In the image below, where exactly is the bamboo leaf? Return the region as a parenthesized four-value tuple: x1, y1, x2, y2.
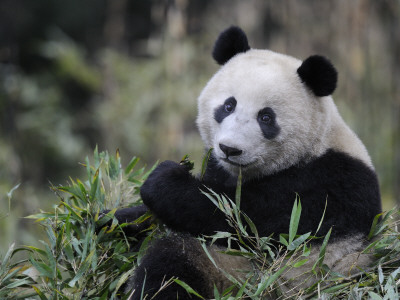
(90, 168, 100, 201)
(234, 278, 248, 298)
(56, 222, 65, 252)
(140, 162, 158, 181)
(312, 227, 331, 272)
(25, 212, 68, 220)
(293, 258, 309, 268)
(61, 202, 83, 222)
(68, 249, 95, 287)
(45, 226, 56, 249)
(235, 168, 242, 212)
(378, 264, 384, 284)
(84, 156, 92, 182)
(368, 212, 384, 239)
(242, 213, 259, 239)
(2, 265, 22, 283)
(368, 292, 383, 300)
(24, 245, 47, 257)
(289, 196, 301, 246)
(7, 183, 21, 200)
(137, 234, 153, 265)
(108, 150, 121, 179)
(213, 284, 220, 300)
(315, 197, 328, 235)
(29, 258, 53, 278)
(111, 268, 136, 298)
(43, 244, 56, 278)
(32, 286, 48, 300)
(95, 208, 116, 228)
(3, 278, 33, 289)
(201, 189, 221, 211)
(180, 154, 194, 170)
(200, 243, 218, 270)
(77, 179, 89, 202)
(174, 279, 205, 299)
(64, 243, 75, 264)
(124, 156, 140, 175)
(99, 290, 109, 300)
(0, 242, 15, 274)
(321, 282, 351, 293)
(200, 148, 213, 181)
(279, 234, 288, 247)
(288, 232, 311, 251)
(254, 266, 287, 297)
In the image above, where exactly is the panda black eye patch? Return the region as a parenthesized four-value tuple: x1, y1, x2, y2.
(257, 107, 280, 139)
(214, 97, 237, 123)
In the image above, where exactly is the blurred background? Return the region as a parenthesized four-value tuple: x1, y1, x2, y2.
(0, 0, 399, 255)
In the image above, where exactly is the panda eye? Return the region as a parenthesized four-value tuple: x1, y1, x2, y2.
(214, 97, 237, 123)
(259, 114, 272, 124)
(257, 107, 280, 139)
(223, 97, 237, 113)
(257, 107, 276, 125)
(225, 103, 234, 112)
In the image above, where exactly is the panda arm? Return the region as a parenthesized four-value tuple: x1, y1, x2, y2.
(140, 160, 234, 236)
(98, 205, 151, 237)
(305, 151, 382, 237)
(111, 204, 149, 223)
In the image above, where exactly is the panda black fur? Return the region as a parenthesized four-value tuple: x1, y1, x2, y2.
(112, 26, 381, 299)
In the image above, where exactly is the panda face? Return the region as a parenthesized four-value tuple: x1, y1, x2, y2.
(197, 50, 332, 177)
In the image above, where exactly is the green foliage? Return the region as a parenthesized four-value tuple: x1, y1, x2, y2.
(0, 243, 37, 299)
(15, 149, 158, 299)
(203, 179, 400, 299)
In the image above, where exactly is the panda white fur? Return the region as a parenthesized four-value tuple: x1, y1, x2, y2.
(112, 26, 381, 299)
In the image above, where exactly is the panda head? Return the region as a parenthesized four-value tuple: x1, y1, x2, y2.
(197, 26, 371, 178)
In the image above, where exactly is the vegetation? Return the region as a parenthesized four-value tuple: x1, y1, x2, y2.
(1, 0, 400, 255)
(0, 150, 398, 299)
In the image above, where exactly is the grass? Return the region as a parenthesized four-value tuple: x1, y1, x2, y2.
(0, 149, 399, 299)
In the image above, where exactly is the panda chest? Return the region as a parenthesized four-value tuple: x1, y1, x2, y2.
(243, 166, 321, 205)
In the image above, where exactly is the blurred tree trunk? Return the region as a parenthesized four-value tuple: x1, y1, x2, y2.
(375, 1, 400, 203)
(104, 0, 127, 49)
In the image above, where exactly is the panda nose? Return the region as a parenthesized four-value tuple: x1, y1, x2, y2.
(219, 143, 242, 157)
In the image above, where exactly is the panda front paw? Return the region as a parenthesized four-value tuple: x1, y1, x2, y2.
(140, 160, 191, 208)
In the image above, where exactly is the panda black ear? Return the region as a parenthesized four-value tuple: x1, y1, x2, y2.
(297, 55, 338, 97)
(212, 26, 250, 65)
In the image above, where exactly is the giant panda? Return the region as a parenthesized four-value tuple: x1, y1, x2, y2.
(110, 26, 382, 299)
